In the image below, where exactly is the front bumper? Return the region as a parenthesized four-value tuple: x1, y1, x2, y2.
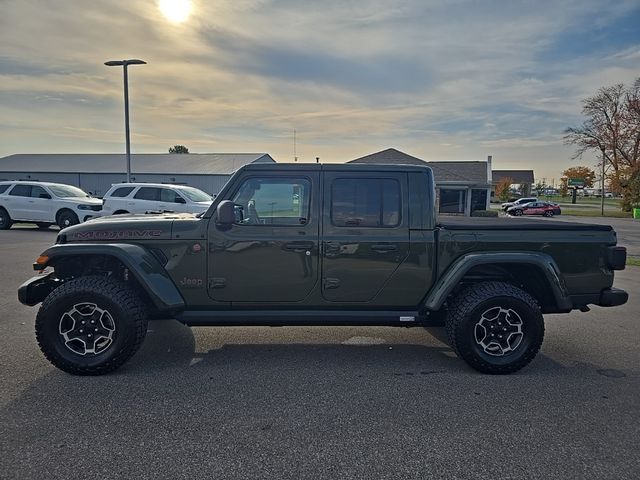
(18, 272, 60, 306)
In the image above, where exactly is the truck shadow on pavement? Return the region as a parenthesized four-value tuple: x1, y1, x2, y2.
(120, 318, 565, 377)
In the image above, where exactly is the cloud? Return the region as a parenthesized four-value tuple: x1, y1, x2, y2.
(0, 0, 639, 178)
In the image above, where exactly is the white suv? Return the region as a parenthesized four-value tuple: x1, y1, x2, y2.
(102, 183, 213, 216)
(0, 181, 103, 230)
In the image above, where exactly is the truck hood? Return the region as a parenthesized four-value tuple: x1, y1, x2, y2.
(60, 212, 199, 242)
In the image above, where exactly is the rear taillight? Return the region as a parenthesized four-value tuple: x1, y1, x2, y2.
(607, 246, 627, 270)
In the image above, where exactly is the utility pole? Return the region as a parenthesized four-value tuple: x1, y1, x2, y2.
(104, 59, 146, 182)
(601, 159, 605, 217)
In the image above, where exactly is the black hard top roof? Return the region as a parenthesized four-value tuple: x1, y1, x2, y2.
(240, 163, 432, 173)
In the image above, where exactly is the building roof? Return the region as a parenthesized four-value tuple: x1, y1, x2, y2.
(0, 153, 275, 175)
(350, 148, 428, 166)
(349, 148, 489, 185)
(492, 169, 534, 184)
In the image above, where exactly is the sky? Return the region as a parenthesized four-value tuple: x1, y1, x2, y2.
(1, 0, 639, 182)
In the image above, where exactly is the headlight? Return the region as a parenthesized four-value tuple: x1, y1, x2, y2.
(77, 204, 102, 211)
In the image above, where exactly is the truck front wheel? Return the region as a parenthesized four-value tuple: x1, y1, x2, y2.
(445, 281, 544, 374)
(35, 276, 148, 375)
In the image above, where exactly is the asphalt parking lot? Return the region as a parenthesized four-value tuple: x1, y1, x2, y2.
(1, 228, 639, 479)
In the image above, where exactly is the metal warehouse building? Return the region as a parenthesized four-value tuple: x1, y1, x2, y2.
(0, 153, 276, 197)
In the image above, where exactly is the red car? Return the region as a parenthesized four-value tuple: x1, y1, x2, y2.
(507, 201, 561, 217)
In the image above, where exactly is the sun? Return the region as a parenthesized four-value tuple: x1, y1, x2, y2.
(158, 0, 192, 23)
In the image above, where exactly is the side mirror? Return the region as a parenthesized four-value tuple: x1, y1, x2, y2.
(216, 200, 236, 224)
(175, 196, 187, 204)
(40, 193, 51, 199)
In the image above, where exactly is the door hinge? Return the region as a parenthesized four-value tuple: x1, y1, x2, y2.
(208, 278, 227, 289)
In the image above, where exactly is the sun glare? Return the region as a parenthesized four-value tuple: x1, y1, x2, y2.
(159, 0, 192, 23)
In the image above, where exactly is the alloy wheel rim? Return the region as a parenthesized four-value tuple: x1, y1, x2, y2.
(58, 303, 116, 355)
(474, 306, 524, 356)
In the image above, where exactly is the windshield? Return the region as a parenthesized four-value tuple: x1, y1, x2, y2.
(48, 184, 91, 198)
(178, 186, 212, 202)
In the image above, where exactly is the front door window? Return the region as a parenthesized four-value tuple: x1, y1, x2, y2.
(231, 178, 311, 226)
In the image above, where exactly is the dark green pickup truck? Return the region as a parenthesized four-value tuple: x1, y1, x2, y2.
(19, 163, 628, 375)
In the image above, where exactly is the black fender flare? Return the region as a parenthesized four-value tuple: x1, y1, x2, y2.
(423, 251, 572, 311)
(36, 243, 185, 312)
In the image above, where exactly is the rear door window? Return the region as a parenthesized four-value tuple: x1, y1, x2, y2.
(331, 178, 400, 227)
(110, 186, 135, 198)
(8, 184, 31, 197)
(0, 184, 10, 194)
(134, 187, 161, 201)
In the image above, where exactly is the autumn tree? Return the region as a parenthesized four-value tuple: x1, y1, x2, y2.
(169, 145, 189, 154)
(495, 177, 513, 202)
(564, 77, 640, 210)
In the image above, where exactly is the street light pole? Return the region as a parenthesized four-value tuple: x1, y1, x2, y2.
(105, 59, 146, 182)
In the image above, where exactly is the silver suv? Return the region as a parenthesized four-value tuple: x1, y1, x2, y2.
(501, 197, 538, 212)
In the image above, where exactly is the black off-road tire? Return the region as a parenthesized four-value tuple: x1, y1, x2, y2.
(36, 222, 52, 229)
(35, 276, 148, 375)
(445, 281, 544, 374)
(0, 208, 12, 230)
(56, 209, 79, 229)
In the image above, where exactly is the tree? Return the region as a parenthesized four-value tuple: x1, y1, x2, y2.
(564, 77, 640, 211)
(495, 177, 513, 202)
(169, 145, 189, 154)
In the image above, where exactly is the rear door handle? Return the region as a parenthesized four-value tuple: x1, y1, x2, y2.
(284, 241, 315, 251)
(371, 244, 397, 252)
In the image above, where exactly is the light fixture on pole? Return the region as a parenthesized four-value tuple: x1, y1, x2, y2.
(104, 59, 146, 182)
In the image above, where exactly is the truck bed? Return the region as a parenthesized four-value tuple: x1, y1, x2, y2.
(437, 216, 613, 231)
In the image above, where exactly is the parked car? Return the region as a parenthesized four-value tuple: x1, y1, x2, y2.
(101, 183, 213, 216)
(0, 181, 102, 229)
(507, 201, 561, 217)
(501, 197, 537, 211)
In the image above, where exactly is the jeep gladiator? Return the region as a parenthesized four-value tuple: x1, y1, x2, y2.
(18, 163, 628, 375)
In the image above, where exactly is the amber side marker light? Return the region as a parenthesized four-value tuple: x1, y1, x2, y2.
(33, 255, 49, 271)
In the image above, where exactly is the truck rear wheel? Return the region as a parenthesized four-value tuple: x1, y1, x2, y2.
(445, 281, 544, 374)
(35, 276, 148, 375)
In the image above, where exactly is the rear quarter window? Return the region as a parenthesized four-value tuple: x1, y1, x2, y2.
(0, 184, 10, 194)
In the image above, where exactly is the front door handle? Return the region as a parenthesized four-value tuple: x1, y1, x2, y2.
(371, 244, 398, 253)
(283, 241, 315, 251)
